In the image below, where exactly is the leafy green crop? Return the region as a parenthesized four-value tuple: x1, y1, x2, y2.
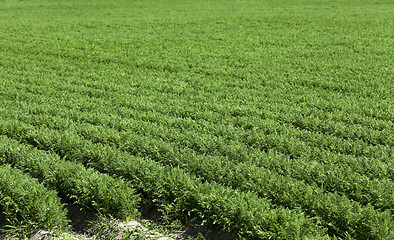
(0, 165, 69, 237)
(0, 0, 393, 239)
(0, 135, 140, 220)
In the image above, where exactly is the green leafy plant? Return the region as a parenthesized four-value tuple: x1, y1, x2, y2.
(0, 0, 392, 239)
(0, 165, 69, 238)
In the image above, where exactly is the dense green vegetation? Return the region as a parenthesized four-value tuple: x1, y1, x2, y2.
(0, 135, 140, 220)
(0, 0, 393, 239)
(0, 165, 69, 237)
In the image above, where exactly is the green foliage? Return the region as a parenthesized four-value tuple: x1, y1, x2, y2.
(0, 0, 393, 239)
(0, 165, 69, 238)
(0, 120, 329, 239)
(0, 136, 140, 220)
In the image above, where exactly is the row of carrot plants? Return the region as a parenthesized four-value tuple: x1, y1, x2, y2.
(0, 164, 68, 236)
(73, 125, 393, 237)
(0, 135, 140, 220)
(1, 98, 392, 206)
(2, 63, 393, 142)
(2, 79, 391, 159)
(0, 119, 327, 239)
(1, 104, 393, 219)
(0, 117, 392, 239)
(2, 35, 390, 125)
(74, 122, 394, 209)
(0, 87, 392, 183)
(6, 69, 394, 139)
(7, 107, 392, 211)
(1, 2, 392, 240)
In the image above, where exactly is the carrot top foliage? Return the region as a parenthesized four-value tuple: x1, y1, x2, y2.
(0, 0, 393, 239)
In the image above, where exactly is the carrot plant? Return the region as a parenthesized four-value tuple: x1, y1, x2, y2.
(0, 165, 69, 238)
(0, 0, 392, 239)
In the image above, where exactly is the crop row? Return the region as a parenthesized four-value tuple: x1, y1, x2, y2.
(71, 124, 394, 236)
(75, 121, 394, 210)
(1, 80, 392, 161)
(1, 2, 392, 130)
(1, 64, 393, 144)
(0, 120, 327, 239)
(1, 2, 392, 240)
(3, 31, 393, 117)
(0, 118, 392, 239)
(1, 89, 390, 165)
(1, 98, 393, 206)
(10, 68, 394, 137)
(0, 86, 392, 181)
(0, 164, 68, 236)
(0, 135, 140, 220)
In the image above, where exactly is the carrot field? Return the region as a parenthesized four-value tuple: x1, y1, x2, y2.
(0, 0, 393, 239)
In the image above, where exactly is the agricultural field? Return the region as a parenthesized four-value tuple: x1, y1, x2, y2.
(0, 0, 393, 239)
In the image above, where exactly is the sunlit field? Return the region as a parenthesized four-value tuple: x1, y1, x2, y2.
(0, 0, 393, 239)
